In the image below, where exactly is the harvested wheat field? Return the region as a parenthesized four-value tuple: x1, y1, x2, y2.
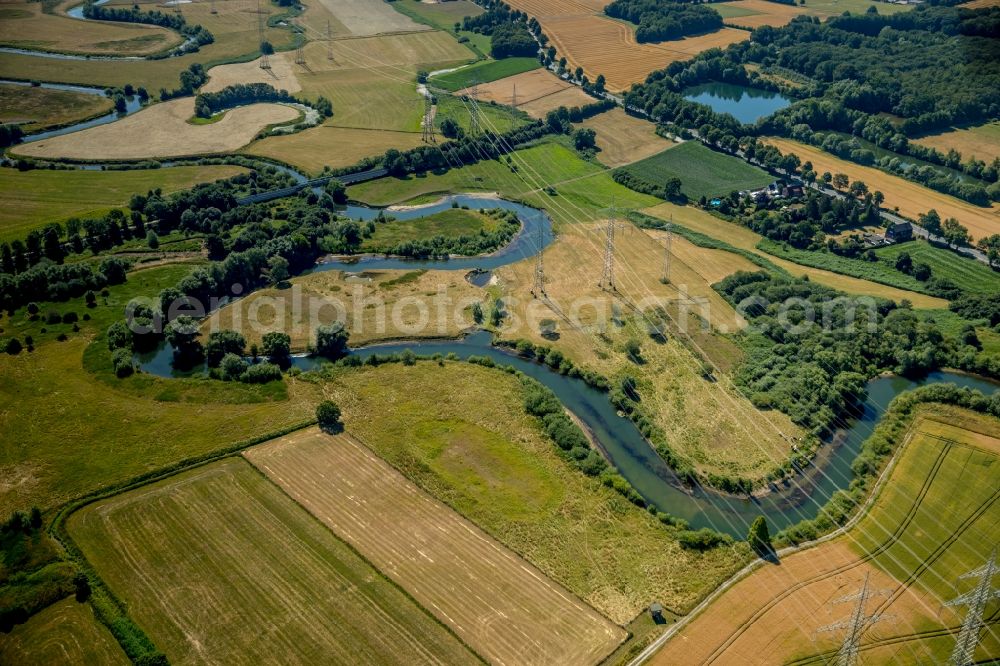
(715, 0, 806, 28)
(764, 137, 1000, 242)
(203, 53, 301, 93)
(0, 597, 130, 666)
(245, 428, 627, 666)
(67, 457, 480, 665)
(519, 85, 596, 118)
(203, 268, 480, 350)
(642, 201, 949, 308)
(647, 410, 1000, 666)
(580, 108, 675, 167)
(913, 121, 1000, 165)
(13, 97, 299, 160)
(457, 68, 572, 106)
(315, 0, 430, 35)
(247, 125, 424, 174)
(495, 221, 805, 481)
(544, 15, 747, 91)
(963, 0, 999, 7)
(0, 0, 180, 56)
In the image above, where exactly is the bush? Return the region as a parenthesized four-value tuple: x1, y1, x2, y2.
(62, 311, 78, 324)
(219, 352, 249, 380)
(111, 348, 135, 377)
(240, 362, 282, 384)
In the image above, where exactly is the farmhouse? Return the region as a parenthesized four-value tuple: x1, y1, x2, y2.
(885, 221, 914, 243)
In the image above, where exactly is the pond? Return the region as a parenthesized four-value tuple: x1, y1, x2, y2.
(683, 82, 792, 125)
(136, 329, 999, 538)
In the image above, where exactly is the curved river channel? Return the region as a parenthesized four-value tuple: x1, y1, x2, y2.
(132, 192, 1000, 537)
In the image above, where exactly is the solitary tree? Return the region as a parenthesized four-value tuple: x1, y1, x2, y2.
(262, 331, 291, 364)
(315, 323, 349, 360)
(316, 400, 343, 432)
(748, 515, 771, 556)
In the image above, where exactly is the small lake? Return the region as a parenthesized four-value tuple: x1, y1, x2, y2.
(683, 82, 792, 125)
(136, 327, 999, 537)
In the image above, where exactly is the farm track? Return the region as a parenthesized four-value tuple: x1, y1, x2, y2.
(702, 442, 953, 664)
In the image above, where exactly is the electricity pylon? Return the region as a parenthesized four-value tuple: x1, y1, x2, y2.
(421, 94, 435, 144)
(661, 216, 673, 284)
(468, 80, 480, 137)
(946, 548, 1000, 666)
(510, 82, 518, 130)
(293, 18, 305, 65)
(531, 219, 545, 298)
(257, 0, 270, 70)
(818, 572, 893, 666)
(326, 19, 334, 61)
(598, 198, 619, 291)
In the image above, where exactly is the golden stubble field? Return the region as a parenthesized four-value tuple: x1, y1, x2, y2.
(12, 97, 299, 160)
(245, 428, 628, 666)
(580, 108, 676, 167)
(913, 121, 1000, 165)
(493, 220, 804, 481)
(67, 457, 481, 665)
(0, 0, 180, 56)
(763, 137, 1000, 242)
(456, 68, 596, 118)
(203, 268, 481, 350)
(716, 0, 807, 28)
(647, 412, 1000, 665)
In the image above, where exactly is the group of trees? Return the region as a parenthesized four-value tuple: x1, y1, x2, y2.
(0, 257, 128, 313)
(370, 209, 522, 259)
(82, 1, 213, 51)
(159, 63, 208, 101)
(462, 5, 537, 58)
(193, 83, 332, 120)
(715, 271, 984, 436)
(0, 124, 23, 147)
(605, 0, 723, 43)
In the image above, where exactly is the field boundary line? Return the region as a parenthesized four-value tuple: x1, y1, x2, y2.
(239, 449, 491, 665)
(252, 424, 631, 651)
(626, 417, 924, 666)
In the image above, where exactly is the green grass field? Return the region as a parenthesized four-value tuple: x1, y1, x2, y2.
(321, 361, 750, 623)
(349, 138, 659, 225)
(617, 141, 772, 200)
(917, 309, 1000, 355)
(0, 165, 247, 243)
(434, 92, 530, 134)
(67, 457, 480, 664)
(0, 262, 318, 514)
(0, 84, 113, 133)
(361, 207, 497, 251)
(431, 57, 541, 91)
(0, 597, 130, 666)
(875, 240, 1000, 296)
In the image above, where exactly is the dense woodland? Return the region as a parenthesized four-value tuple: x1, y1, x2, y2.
(462, 6, 538, 58)
(194, 83, 333, 119)
(604, 0, 723, 42)
(626, 5, 1000, 204)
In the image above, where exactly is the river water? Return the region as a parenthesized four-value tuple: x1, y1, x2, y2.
(2, 79, 144, 143)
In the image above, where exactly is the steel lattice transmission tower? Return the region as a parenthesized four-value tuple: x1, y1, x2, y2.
(421, 94, 436, 144)
(326, 19, 334, 61)
(818, 572, 893, 666)
(510, 82, 518, 130)
(468, 80, 481, 137)
(293, 18, 305, 65)
(257, 0, 270, 70)
(598, 198, 619, 291)
(946, 548, 1000, 666)
(531, 218, 545, 298)
(661, 216, 673, 284)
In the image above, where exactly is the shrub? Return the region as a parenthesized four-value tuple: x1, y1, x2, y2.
(219, 353, 249, 380)
(111, 348, 135, 377)
(240, 362, 282, 384)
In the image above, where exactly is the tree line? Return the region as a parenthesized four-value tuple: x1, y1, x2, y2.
(82, 1, 214, 52)
(194, 83, 333, 120)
